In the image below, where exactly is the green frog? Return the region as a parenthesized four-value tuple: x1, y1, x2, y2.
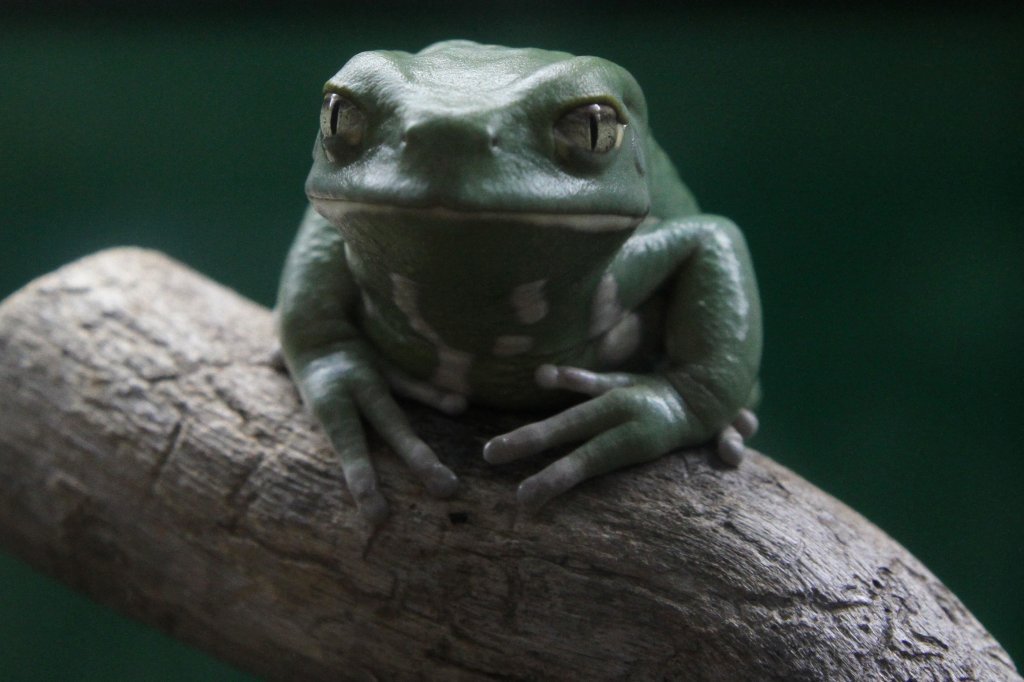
(277, 40, 762, 525)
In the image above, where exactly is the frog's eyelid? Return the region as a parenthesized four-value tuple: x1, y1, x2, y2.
(553, 97, 628, 125)
(322, 83, 379, 113)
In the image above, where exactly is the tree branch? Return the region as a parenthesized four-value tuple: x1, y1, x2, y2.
(0, 248, 1018, 681)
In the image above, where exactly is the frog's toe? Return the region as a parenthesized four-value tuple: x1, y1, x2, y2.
(517, 456, 584, 516)
(359, 493, 390, 527)
(382, 365, 467, 415)
(354, 384, 459, 497)
(484, 425, 556, 465)
(398, 442, 459, 498)
(714, 408, 758, 466)
(535, 363, 633, 397)
(420, 459, 460, 499)
(716, 425, 746, 466)
(344, 462, 390, 526)
(516, 470, 565, 517)
(733, 408, 759, 440)
(517, 423, 656, 515)
(484, 393, 620, 465)
(437, 393, 468, 415)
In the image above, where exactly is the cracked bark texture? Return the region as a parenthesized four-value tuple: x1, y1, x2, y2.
(0, 248, 1018, 682)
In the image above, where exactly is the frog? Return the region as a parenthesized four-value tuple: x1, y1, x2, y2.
(277, 40, 762, 526)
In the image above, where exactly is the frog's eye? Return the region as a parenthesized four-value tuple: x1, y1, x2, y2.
(554, 103, 624, 158)
(320, 92, 365, 161)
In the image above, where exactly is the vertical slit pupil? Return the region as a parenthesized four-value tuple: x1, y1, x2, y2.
(330, 100, 342, 135)
(589, 113, 599, 151)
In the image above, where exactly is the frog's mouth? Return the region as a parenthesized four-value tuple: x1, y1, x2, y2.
(309, 198, 646, 233)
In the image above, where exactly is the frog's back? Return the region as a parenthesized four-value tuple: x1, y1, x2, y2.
(389, 41, 577, 89)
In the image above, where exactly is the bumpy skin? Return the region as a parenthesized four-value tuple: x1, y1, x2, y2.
(277, 41, 762, 524)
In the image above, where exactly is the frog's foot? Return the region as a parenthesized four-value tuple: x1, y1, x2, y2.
(381, 363, 468, 416)
(484, 364, 689, 516)
(716, 408, 759, 466)
(301, 353, 459, 526)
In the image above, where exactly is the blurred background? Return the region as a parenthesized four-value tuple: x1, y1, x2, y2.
(1, 3, 1021, 679)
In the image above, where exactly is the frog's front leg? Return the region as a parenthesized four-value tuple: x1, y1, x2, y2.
(278, 208, 458, 525)
(294, 344, 459, 524)
(485, 215, 762, 514)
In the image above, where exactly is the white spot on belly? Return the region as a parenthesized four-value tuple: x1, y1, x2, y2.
(492, 335, 534, 357)
(391, 273, 441, 343)
(390, 272, 473, 395)
(590, 273, 624, 335)
(511, 279, 548, 324)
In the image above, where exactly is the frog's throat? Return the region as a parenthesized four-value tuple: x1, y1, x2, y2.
(308, 198, 646, 233)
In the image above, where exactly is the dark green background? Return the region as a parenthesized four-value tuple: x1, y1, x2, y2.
(2, 4, 1021, 679)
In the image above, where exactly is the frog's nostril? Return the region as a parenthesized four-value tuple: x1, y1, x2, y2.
(402, 115, 494, 155)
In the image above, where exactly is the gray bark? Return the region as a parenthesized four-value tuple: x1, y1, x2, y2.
(0, 247, 1018, 682)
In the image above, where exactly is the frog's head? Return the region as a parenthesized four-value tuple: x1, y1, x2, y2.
(306, 41, 651, 232)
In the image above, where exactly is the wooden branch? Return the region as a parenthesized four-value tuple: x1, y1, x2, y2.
(0, 248, 1018, 682)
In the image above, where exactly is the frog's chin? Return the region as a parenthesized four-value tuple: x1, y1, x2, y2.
(308, 197, 646, 233)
